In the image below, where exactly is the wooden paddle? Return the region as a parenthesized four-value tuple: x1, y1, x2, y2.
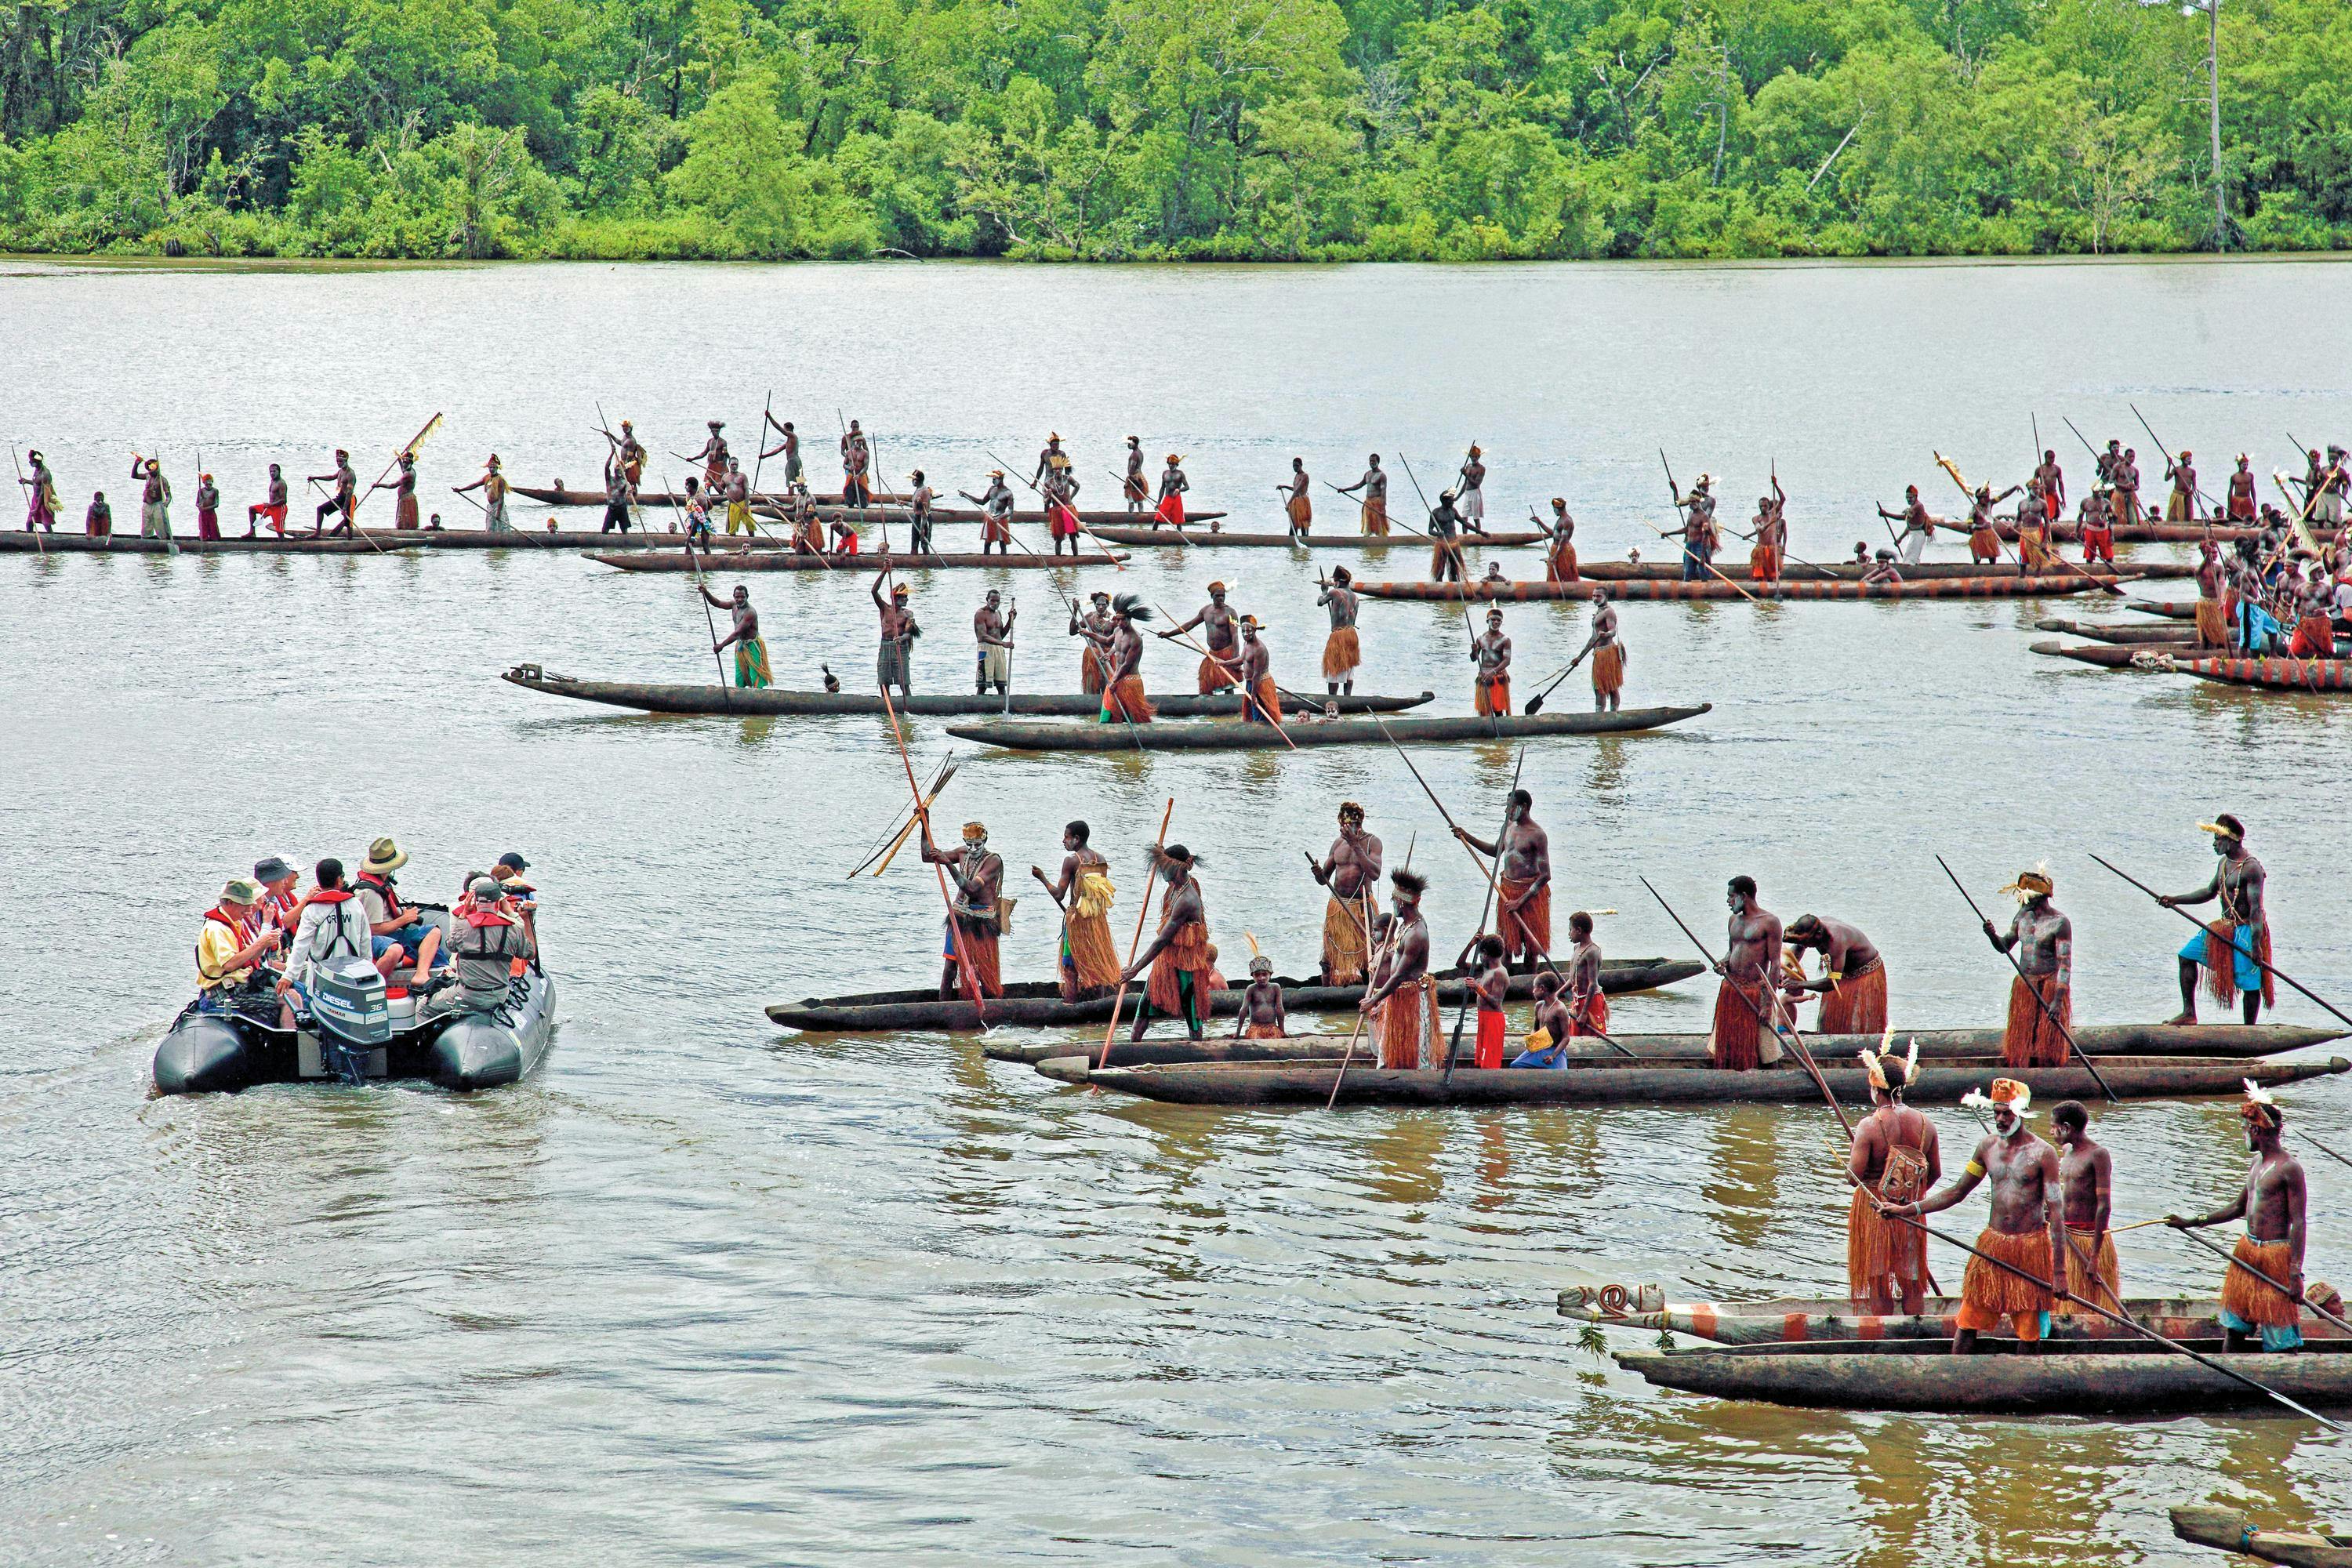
(10, 446, 42, 557)
(1152, 605, 1297, 749)
(1326, 881, 1388, 1109)
(1934, 855, 2118, 1104)
(1442, 747, 1526, 1085)
(1098, 798, 1175, 1069)
(350, 412, 443, 537)
(1521, 648, 1592, 715)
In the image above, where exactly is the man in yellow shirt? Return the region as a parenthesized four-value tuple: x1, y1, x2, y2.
(197, 879, 281, 1011)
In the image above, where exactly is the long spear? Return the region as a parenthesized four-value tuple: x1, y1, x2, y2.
(1442, 747, 1526, 1087)
(1326, 881, 1385, 1109)
(1098, 800, 1175, 1068)
(1152, 605, 1297, 750)
(659, 471, 730, 699)
(1639, 877, 1851, 1134)
(348, 412, 442, 550)
(2088, 852, 2352, 1034)
(878, 682, 988, 1018)
(2132, 403, 2215, 513)
(1935, 855, 2118, 1104)
(1888, 1208, 2341, 1429)
(1396, 453, 1475, 645)
(10, 446, 42, 557)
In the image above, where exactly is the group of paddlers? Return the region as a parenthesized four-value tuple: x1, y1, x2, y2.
(13, 446, 458, 539)
(1845, 1062, 2321, 1357)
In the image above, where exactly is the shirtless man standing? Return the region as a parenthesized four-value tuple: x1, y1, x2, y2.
(1455, 445, 1488, 534)
(1878, 485, 1936, 565)
(840, 419, 872, 507)
(1897, 1076, 2070, 1352)
(1844, 1041, 1938, 1314)
(1711, 876, 1783, 1070)
(2050, 1102, 2121, 1316)
(1234, 617, 1279, 724)
(1576, 586, 1625, 712)
(1165, 583, 1241, 692)
(1099, 595, 1156, 724)
(1308, 802, 1382, 985)
(2034, 449, 2066, 519)
(1985, 869, 2072, 1069)
(2160, 813, 2271, 1025)
(1071, 590, 1116, 695)
(2169, 1083, 2310, 1352)
(906, 469, 936, 555)
(1123, 846, 1214, 1041)
(1454, 789, 1549, 969)
(691, 422, 731, 492)
(1317, 568, 1360, 695)
(1469, 607, 1512, 717)
(1359, 869, 1436, 1071)
(1538, 499, 1578, 582)
(308, 448, 354, 536)
(872, 570, 920, 698)
(1279, 458, 1312, 542)
(1121, 437, 1148, 513)
(974, 590, 1017, 698)
(1335, 454, 1388, 536)
(960, 470, 1016, 557)
(759, 416, 800, 485)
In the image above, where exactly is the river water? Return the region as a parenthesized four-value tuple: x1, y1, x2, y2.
(6, 255, 2352, 1566)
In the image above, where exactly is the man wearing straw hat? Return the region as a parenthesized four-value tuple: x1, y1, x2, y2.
(194, 878, 281, 1011)
(1984, 866, 2071, 1068)
(2169, 1081, 2310, 1352)
(1896, 1076, 2070, 1352)
(354, 837, 444, 982)
(2158, 815, 2271, 1026)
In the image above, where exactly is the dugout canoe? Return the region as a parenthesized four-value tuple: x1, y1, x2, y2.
(1560, 558, 2191, 583)
(0, 533, 423, 555)
(1040, 1054, 2348, 1108)
(2172, 1504, 2352, 1568)
(1989, 517, 2259, 544)
(767, 959, 1703, 1033)
(2033, 641, 2160, 668)
(2034, 618, 2201, 644)
(593, 549, 1127, 572)
(1084, 525, 1547, 550)
(981, 1022, 2339, 1067)
(1614, 1338, 2352, 1416)
(2157, 655, 2352, 691)
(501, 665, 1433, 718)
(2129, 601, 2199, 619)
(510, 485, 1224, 527)
(944, 704, 1709, 752)
(1353, 574, 2136, 603)
(1559, 1286, 2348, 1346)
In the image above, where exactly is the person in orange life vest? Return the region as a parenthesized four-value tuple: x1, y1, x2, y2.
(430, 877, 538, 1018)
(354, 837, 444, 980)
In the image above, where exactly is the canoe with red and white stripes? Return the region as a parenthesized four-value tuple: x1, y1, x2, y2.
(1354, 573, 2139, 602)
(1557, 1287, 2349, 1346)
(2162, 655, 2352, 691)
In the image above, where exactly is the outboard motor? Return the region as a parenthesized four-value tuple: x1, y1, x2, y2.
(310, 958, 390, 1082)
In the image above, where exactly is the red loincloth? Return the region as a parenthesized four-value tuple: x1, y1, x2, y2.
(1475, 1008, 1506, 1069)
(1566, 991, 1610, 1037)
(1711, 978, 1766, 1069)
(1101, 674, 1156, 724)
(1749, 543, 1781, 582)
(947, 921, 1004, 998)
(1496, 877, 1550, 956)
(1474, 675, 1511, 717)
(1155, 493, 1185, 529)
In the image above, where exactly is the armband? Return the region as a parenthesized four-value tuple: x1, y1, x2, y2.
(1963, 1159, 1985, 1178)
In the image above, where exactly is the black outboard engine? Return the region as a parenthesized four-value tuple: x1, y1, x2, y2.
(311, 959, 391, 1082)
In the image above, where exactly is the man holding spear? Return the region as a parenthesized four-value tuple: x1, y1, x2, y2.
(1894, 1077, 2070, 1352)
(2168, 1083, 2310, 1352)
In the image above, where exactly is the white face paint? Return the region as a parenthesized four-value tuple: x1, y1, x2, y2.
(1994, 1107, 2020, 1136)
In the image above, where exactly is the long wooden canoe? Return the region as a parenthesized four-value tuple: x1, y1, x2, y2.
(943, 704, 1709, 752)
(511, 485, 1223, 527)
(502, 666, 1433, 718)
(1563, 558, 2189, 583)
(2172, 1505, 2352, 1568)
(2129, 600, 2199, 620)
(1989, 517, 2260, 544)
(1560, 1287, 2349, 1346)
(981, 1022, 2339, 1068)
(1083, 525, 1547, 550)
(768, 958, 1703, 1033)
(2158, 655, 2352, 691)
(1615, 1338, 2352, 1415)
(2033, 641, 2158, 668)
(2034, 618, 2201, 645)
(1357, 574, 2136, 603)
(1040, 1054, 2348, 1107)
(0, 533, 423, 556)
(594, 549, 1127, 573)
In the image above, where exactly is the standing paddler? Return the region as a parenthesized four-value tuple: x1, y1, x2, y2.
(1428, 490, 1466, 583)
(374, 451, 423, 532)
(2158, 814, 2272, 1025)
(194, 471, 221, 540)
(1540, 499, 1578, 581)
(960, 470, 1015, 557)
(1984, 866, 2073, 1069)
(1234, 617, 1280, 724)
(1121, 845, 1214, 1040)
(840, 420, 873, 506)
(1099, 595, 1156, 724)
(1671, 473, 1719, 579)
(303, 448, 354, 535)
(2166, 1083, 2310, 1352)
(1316, 567, 1360, 695)
(873, 567, 920, 696)
(720, 459, 756, 539)
(2165, 450, 2200, 522)
(2227, 455, 2259, 523)
(1455, 445, 1487, 534)
(1071, 590, 1115, 694)
(1359, 869, 1437, 1069)
(1121, 437, 1148, 513)
(20, 449, 58, 532)
(1879, 485, 1937, 565)
(246, 462, 288, 537)
(1845, 1040, 1937, 1314)
(1452, 787, 1549, 969)
(1893, 1077, 2070, 1352)
(132, 453, 173, 540)
(2075, 485, 2115, 569)
(921, 822, 1005, 1000)
(1469, 606, 1512, 717)
(699, 582, 772, 688)
(906, 470, 936, 555)
(1335, 454, 1388, 536)
(2051, 1101, 2122, 1316)
(1781, 914, 1889, 1035)
(758, 416, 799, 485)
(1308, 802, 1382, 985)
(1279, 458, 1312, 542)
(2194, 540, 2229, 647)
(452, 454, 513, 532)
(1163, 583, 1241, 692)
(615, 419, 648, 490)
(1153, 454, 1189, 529)
(1573, 586, 1626, 712)
(1748, 477, 1788, 583)
(692, 421, 731, 492)
(1708, 877, 1784, 1069)
(1043, 464, 1083, 556)
(974, 590, 1016, 699)
(1035, 821, 1120, 1003)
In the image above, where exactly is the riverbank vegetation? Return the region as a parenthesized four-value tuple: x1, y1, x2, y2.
(2, 0, 2347, 261)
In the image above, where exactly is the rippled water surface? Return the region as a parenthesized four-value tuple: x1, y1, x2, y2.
(6, 256, 2352, 1566)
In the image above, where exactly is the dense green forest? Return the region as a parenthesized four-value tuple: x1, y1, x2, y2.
(1, 0, 2347, 260)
